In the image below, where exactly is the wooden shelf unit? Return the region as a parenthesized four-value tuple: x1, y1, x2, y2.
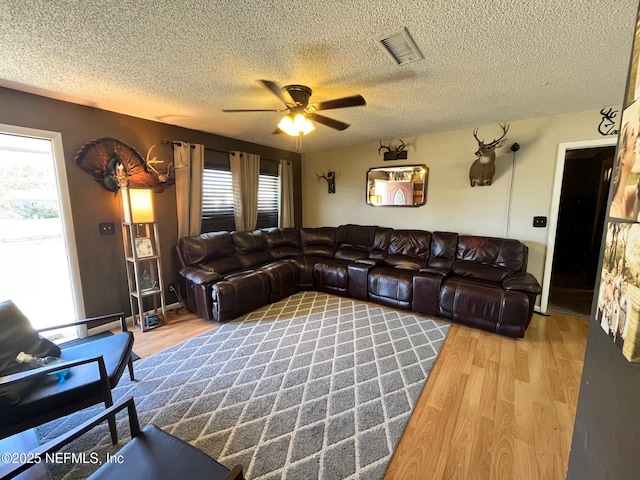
(122, 221, 166, 332)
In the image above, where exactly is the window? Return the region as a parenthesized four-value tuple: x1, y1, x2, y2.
(256, 173, 279, 229)
(201, 163, 279, 233)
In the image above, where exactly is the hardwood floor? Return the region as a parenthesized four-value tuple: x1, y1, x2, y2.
(125, 308, 220, 359)
(123, 308, 588, 480)
(385, 311, 588, 480)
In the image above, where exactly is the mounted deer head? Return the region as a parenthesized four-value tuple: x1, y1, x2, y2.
(378, 140, 407, 161)
(469, 123, 509, 187)
(315, 170, 336, 194)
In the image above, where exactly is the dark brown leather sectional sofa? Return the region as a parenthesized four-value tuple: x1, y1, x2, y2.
(173, 224, 542, 338)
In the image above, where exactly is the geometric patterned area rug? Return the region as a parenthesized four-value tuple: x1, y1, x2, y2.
(37, 291, 449, 479)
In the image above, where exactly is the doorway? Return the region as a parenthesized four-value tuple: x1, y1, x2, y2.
(546, 144, 616, 316)
(0, 125, 84, 333)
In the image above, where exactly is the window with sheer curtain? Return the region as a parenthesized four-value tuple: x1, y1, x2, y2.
(201, 161, 279, 233)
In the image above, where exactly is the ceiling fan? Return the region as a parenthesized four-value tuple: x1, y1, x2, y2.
(222, 80, 366, 136)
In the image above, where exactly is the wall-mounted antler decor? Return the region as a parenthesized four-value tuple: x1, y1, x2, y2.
(75, 137, 173, 193)
(145, 144, 185, 184)
(378, 139, 407, 161)
(469, 123, 509, 187)
(315, 171, 336, 194)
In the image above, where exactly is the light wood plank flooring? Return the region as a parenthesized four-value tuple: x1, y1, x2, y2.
(125, 309, 588, 480)
(385, 311, 588, 480)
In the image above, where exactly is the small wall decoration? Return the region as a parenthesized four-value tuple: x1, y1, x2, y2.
(315, 171, 336, 193)
(378, 140, 407, 161)
(598, 107, 620, 136)
(75, 137, 173, 192)
(469, 123, 509, 187)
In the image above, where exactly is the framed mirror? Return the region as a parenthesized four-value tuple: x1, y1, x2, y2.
(366, 165, 428, 207)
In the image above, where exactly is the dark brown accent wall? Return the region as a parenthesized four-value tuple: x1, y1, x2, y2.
(567, 319, 640, 480)
(0, 87, 302, 317)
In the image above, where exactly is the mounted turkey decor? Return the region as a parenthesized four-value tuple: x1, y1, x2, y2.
(222, 80, 366, 139)
(75, 137, 173, 192)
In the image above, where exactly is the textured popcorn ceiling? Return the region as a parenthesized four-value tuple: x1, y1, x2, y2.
(0, 1, 637, 153)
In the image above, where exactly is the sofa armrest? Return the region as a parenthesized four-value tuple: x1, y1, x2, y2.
(179, 266, 224, 286)
(419, 266, 449, 277)
(502, 272, 542, 295)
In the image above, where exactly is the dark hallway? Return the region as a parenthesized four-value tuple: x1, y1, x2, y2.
(548, 146, 615, 316)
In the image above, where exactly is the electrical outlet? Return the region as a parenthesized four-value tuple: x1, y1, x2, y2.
(99, 222, 115, 235)
(533, 216, 547, 228)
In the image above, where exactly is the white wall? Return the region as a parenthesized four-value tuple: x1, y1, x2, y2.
(302, 107, 619, 299)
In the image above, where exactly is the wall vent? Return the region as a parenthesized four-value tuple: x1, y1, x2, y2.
(377, 27, 424, 66)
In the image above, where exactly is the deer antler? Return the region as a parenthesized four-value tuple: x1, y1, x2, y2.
(378, 140, 391, 155)
(488, 123, 509, 146)
(394, 140, 406, 153)
(473, 124, 509, 146)
(473, 128, 482, 144)
(316, 172, 329, 182)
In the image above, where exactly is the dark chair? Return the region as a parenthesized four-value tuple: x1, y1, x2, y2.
(0, 300, 135, 443)
(0, 396, 245, 480)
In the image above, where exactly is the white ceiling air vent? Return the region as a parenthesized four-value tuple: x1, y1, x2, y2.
(377, 27, 424, 66)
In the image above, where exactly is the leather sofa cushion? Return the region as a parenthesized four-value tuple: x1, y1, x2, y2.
(314, 260, 349, 290)
(335, 245, 369, 262)
(232, 229, 266, 254)
(385, 230, 431, 270)
(456, 235, 526, 273)
(176, 231, 242, 276)
(263, 227, 301, 259)
(370, 227, 393, 261)
(336, 224, 377, 249)
(177, 232, 235, 265)
(452, 261, 509, 283)
(179, 266, 223, 285)
(368, 267, 414, 302)
(301, 227, 336, 258)
(232, 230, 271, 269)
(200, 256, 242, 275)
(212, 271, 270, 315)
(439, 277, 530, 336)
(428, 231, 458, 270)
(261, 261, 299, 295)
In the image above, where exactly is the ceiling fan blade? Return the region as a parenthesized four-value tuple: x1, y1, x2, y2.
(259, 79, 296, 106)
(222, 109, 284, 112)
(307, 113, 350, 131)
(310, 95, 366, 111)
(272, 127, 282, 134)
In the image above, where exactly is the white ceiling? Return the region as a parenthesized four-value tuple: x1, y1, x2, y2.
(0, 1, 637, 153)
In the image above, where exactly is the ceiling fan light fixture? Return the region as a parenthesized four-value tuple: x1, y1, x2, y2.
(278, 113, 315, 136)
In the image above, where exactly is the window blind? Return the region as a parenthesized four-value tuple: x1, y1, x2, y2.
(200, 165, 279, 233)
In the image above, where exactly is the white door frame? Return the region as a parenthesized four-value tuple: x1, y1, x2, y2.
(540, 136, 617, 313)
(0, 123, 85, 318)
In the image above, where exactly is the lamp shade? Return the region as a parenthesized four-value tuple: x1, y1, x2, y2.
(121, 187, 155, 223)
